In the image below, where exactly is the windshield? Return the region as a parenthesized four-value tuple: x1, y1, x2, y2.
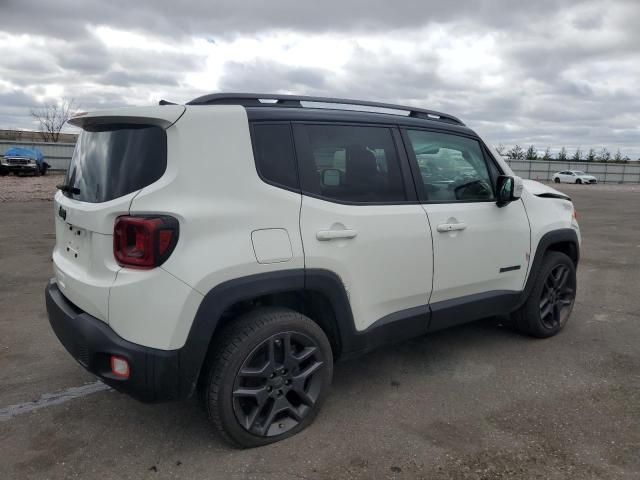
(573, 171, 586, 175)
(64, 124, 166, 203)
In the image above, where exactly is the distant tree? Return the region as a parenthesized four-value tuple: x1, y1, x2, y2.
(585, 148, 596, 162)
(495, 143, 506, 156)
(542, 147, 552, 161)
(571, 148, 583, 161)
(613, 149, 623, 163)
(30, 97, 78, 143)
(622, 155, 630, 163)
(596, 147, 611, 162)
(525, 145, 538, 160)
(508, 144, 525, 160)
(557, 147, 568, 161)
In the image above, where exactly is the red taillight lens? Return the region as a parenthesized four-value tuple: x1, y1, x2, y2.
(113, 215, 179, 268)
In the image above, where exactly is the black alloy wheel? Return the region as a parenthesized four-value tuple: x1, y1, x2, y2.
(539, 263, 575, 330)
(232, 331, 325, 437)
(512, 251, 576, 338)
(204, 307, 333, 448)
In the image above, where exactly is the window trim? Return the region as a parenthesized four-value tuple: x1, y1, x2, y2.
(400, 127, 503, 205)
(291, 121, 419, 206)
(249, 121, 301, 194)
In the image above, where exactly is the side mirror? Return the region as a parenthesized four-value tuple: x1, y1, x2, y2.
(321, 168, 342, 187)
(496, 175, 523, 207)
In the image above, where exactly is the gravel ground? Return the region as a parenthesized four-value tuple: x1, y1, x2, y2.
(0, 184, 639, 479)
(0, 173, 64, 202)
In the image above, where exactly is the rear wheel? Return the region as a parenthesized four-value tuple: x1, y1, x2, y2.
(512, 251, 576, 338)
(203, 307, 333, 448)
(554, 177, 560, 183)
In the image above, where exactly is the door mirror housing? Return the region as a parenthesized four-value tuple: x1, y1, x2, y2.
(496, 175, 523, 207)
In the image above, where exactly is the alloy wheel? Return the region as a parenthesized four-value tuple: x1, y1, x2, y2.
(539, 264, 575, 330)
(232, 332, 325, 437)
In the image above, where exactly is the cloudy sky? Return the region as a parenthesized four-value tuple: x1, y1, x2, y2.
(1, 0, 638, 157)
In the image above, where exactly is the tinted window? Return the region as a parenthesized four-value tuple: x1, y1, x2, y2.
(251, 123, 298, 190)
(64, 124, 166, 203)
(406, 130, 495, 202)
(295, 124, 406, 203)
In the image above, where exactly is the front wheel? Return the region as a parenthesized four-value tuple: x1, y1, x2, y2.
(203, 307, 333, 448)
(575, 178, 582, 184)
(512, 251, 576, 338)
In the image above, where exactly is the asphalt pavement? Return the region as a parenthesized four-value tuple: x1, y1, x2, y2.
(1, 183, 638, 479)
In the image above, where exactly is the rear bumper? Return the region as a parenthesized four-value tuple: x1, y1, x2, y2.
(45, 279, 184, 402)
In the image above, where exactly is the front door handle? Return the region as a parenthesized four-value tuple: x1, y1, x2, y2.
(436, 222, 467, 233)
(316, 229, 358, 241)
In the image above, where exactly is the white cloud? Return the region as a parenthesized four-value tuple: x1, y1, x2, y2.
(0, 0, 638, 157)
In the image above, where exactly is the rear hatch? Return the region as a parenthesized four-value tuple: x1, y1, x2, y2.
(52, 106, 184, 321)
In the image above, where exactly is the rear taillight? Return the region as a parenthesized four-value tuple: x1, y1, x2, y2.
(113, 215, 179, 269)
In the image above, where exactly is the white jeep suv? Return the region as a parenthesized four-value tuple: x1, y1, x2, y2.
(46, 94, 580, 448)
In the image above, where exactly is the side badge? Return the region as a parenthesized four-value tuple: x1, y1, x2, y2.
(58, 205, 67, 221)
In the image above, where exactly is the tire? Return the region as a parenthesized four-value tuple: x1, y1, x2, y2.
(512, 251, 576, 338)
(554, 177, 560, 183)
(203, 307, 333, 448)
(575, 178, 582, 184)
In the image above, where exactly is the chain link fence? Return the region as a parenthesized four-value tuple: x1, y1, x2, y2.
(505, 158, 640, 184)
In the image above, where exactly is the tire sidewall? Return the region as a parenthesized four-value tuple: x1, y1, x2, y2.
(524, 252, 576, 337)
(209, 309, 333, 448)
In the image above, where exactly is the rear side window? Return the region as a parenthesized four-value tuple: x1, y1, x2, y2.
(405, 129, 495, 203)
(64, 124, 166, 203)
(294, 124, 406, 203)
(251, 123, 298, 190)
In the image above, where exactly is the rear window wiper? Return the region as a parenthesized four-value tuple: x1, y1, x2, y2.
(56, 184, 81, 195)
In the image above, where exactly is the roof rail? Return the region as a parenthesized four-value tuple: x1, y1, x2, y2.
(186, 93, 465, 126)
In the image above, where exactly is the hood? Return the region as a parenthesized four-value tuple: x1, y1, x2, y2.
(522, 179, 571, 200)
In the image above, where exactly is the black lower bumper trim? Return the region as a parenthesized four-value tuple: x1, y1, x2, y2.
(45, 279, 182, 403)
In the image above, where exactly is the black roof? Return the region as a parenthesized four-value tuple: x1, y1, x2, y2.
(244, 106, 476, 137)
(183, 93, 467, 128)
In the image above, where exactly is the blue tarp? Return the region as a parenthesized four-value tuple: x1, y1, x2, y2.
(4, 147, 44, 162)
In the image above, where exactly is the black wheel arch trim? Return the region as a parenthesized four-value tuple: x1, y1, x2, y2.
(518, 228, 580, 309)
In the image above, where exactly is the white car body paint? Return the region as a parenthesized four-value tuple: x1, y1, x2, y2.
(51, 106, 580, 353)
(552, 170, 598, 184)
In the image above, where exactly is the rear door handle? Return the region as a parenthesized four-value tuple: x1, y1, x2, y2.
(316, 229, 358, 241)
(436, 223, 467, 233)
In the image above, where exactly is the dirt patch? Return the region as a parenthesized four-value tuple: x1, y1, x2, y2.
(0, 173, 63, 202)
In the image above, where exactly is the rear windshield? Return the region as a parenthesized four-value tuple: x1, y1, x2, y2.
(63, 124, 167, 203)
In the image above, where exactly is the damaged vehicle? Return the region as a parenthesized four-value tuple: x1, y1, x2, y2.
(45, 94, 580, 447)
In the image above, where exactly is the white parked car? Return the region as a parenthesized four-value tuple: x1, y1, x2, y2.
(46, 94, 581, 447)
(553, 170, 598, 184)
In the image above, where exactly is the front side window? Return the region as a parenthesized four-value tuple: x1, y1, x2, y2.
(295, 124, 406, 203)
(405, 129, 495, 202)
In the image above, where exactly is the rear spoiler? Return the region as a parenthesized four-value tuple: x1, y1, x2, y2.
(68, 105, 186, 129)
